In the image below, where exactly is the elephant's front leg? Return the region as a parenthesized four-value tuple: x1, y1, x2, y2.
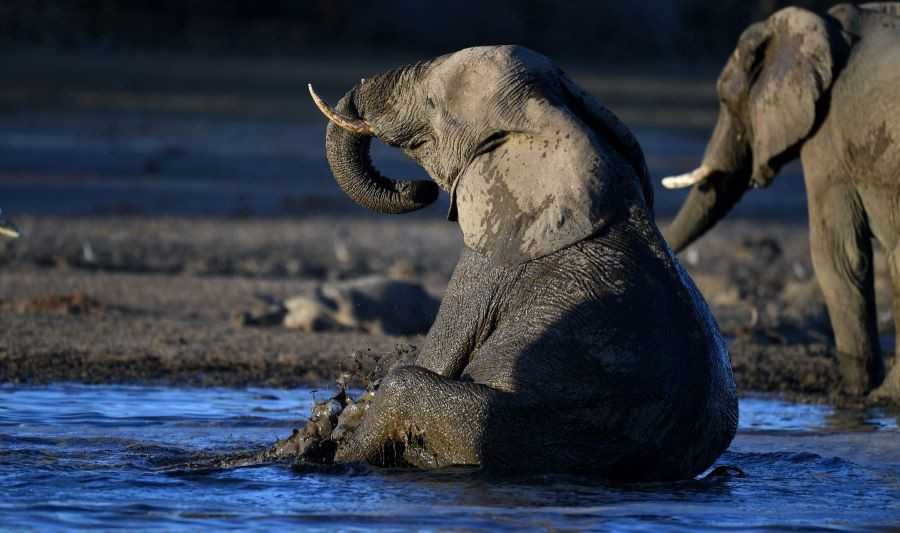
(807, 183, 884, 395)
(415, 248, 506, 377)
(334, 366, 499, 468)
(872, 249, 900, 399)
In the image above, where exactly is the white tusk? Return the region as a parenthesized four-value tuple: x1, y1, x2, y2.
(0, 209, 19, 239)
(307, 84, 373, 136)
(661, 165, 714, 189)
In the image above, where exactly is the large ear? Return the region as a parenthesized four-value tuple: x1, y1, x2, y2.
(747, 7, 834, 185)
(558, 75, 654, 213)
(452, 70, 646, 266)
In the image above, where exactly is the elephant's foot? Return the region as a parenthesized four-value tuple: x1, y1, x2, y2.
(869, 361, 900, 403)
(836, 350, 884, 396)
(164, 387, 377, 472)
(291, 385, 379, 465)
(332, 366, 491, 469)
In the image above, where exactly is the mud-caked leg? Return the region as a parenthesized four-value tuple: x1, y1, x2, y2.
(807, 186, 884, 395)
(334, 366, 503, 468)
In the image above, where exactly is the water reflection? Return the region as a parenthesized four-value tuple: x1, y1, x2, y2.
(739, 395, 899, 432)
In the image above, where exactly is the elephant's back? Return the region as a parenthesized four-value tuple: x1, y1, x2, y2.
(830, 13, 900, 153)
(464, 228, 738, 478)
(827, 22, 900, 243)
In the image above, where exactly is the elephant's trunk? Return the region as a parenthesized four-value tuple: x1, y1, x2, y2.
(663, 170, 750, 253)
(662, 105, 751, 252)
(317, 86, 439, 215)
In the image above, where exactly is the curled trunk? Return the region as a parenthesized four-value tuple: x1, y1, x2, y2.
(324, 92, 438, 214)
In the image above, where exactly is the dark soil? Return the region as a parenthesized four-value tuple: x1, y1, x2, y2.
(1, 215, 895, 405)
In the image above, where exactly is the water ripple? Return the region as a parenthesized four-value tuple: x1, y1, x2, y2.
(1, 384, 898, 530)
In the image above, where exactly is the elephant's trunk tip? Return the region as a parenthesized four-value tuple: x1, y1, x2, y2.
(308, 84, 374, 136)
(662, 165, 714, 189)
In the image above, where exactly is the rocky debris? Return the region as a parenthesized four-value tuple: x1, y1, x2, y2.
(283, 276, 439, 335)
(237, 276, 440, 335)
(232, 295, 287, 327)
(730, 336, 842, 396)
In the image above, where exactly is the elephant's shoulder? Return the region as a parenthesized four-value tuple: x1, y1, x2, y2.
(829, 3, 900, 38)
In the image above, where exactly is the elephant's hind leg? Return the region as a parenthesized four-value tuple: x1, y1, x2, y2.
(334, 366, 502, 468)
(807, 184, 884, 394)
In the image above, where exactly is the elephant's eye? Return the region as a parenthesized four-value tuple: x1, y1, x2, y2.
(474, 131, 509, 157)
(408, 138, 429, 150)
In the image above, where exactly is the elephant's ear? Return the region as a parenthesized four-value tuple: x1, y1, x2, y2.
(452, 80, 643, 266)
(748, 7, 834, 184)
(558, 75, 654, 213)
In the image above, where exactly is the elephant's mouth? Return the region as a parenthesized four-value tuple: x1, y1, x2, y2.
(447, 131, 512, 222)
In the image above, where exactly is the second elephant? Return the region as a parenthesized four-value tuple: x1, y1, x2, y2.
(663, 4, 900, 399)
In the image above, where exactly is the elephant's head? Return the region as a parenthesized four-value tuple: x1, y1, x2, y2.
(662, 7, 848, 252)
(310, 46, 653, 265)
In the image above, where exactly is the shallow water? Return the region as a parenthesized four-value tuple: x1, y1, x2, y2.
(2, 385, 898, 530)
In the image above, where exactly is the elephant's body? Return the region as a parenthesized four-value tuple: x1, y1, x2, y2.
(815, 8, 900, 248)
(310, 45, 737, 479)
(803, 8, 900, 392)
(339, 216, 736, 478)
(664, 4, 900, 398)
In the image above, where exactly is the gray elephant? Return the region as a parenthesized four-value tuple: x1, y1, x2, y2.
(308, 45, 737, 479)
(661, 4, 900, 399)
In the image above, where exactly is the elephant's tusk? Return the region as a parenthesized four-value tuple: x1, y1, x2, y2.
(308, 84, 374, 136)
(0, 209, 19, 239)
(661, 165, 714, 189)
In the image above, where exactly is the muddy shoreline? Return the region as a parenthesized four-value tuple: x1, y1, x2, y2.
(1, 215, 894, 407)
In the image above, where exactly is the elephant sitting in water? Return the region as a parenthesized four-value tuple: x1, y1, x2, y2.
(305, 45, 737, 480)
(662, 4, 900, 399)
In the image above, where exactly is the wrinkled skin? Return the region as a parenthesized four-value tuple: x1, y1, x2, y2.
(316, 46, 737, 480)
(664, 4, 900, 399)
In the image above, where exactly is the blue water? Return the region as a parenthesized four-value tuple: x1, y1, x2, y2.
(2, 385, 898, 530)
